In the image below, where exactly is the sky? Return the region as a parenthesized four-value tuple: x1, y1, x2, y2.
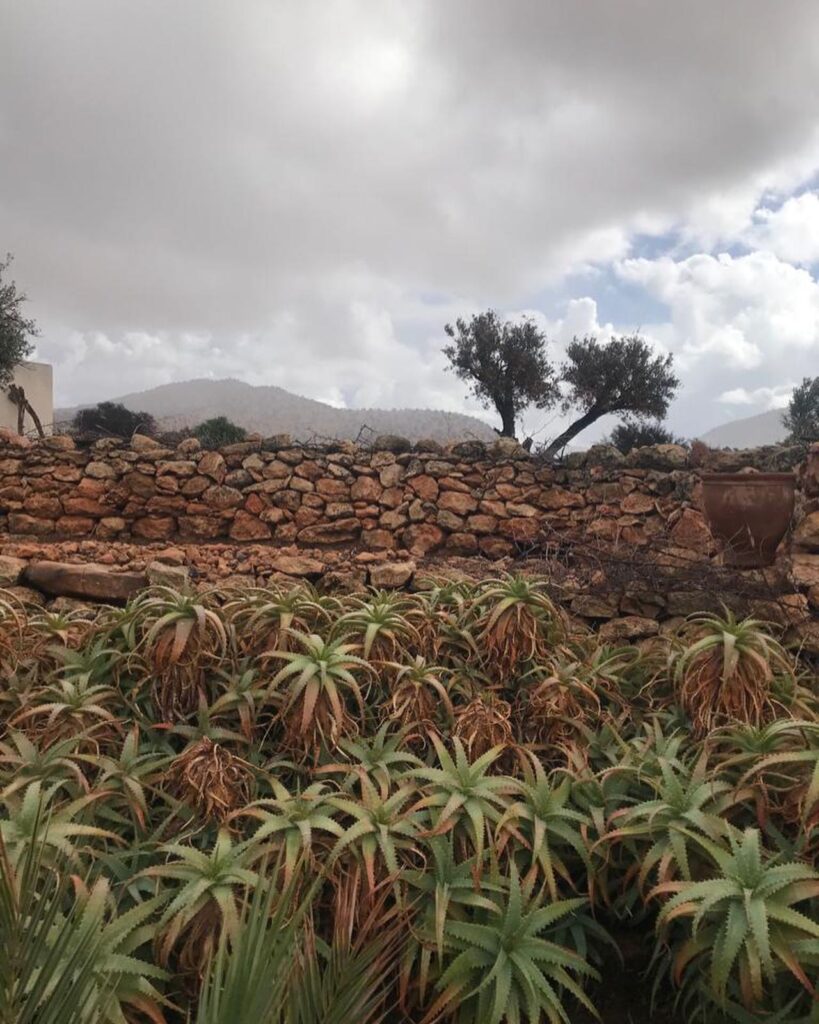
(2, 1, 819, 443)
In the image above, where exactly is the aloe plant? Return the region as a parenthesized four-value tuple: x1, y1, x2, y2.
(652, 828, 819, 1011)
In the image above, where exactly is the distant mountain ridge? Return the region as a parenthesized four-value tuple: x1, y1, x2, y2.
(56, 378, 497, 443)
(698, 408, 788, 448)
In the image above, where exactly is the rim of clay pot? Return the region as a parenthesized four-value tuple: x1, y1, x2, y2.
(700, 472, 796, 483)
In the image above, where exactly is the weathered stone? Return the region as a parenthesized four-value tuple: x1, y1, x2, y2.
(178, 515, 224, 539)
(412, 438, 443, 453)
(498, 517, 540, 543)
(42, 435, 75, 451)
(466, 514, 498, 535)
(269, 554, 326, 578)
(360, 528, 396, 551)
(571, 594, 618, 618)
(0, 555, 27, 586)
(621, 492, 655, 514)
(8, 514, 54, 535)
(157, 460, 197, 478)
(229, 511, 271, 541)
(85, 461, 117, 480)
(197, 450, 227, 482)
(403, 523, 445, 555)
(670, 508, 712, 554)
(181, 475, 210, 496)
(790, 553, 819, 588)
(437, 509, 464, 531)
(97, 517, 127, 538)
(372, 435, 412, 454)
(297, 518, 361, 545)
(479, 536, 516, 558)
(539, 487, 585, 510)
(369, 559, 416, 588)
(55, 515, 95, 536)
(316, 478, 350, 499)
(450, 441, 486, 459)
(627, 444, 689, 470)
(132, 516, 176, 540)
(23, 561, 147, 602)
(379, 463, 403, 488)
(379, 487, 404, 508)
(586, 444, 626, 466)
(793, 512, 819, 552)
(350, 476, 382, 502)
(146, 561, 191, 590)
(131, 434, 162, 452)
(408, 474, 438, 501)
(203, 485, 244, 510)
(506, 502, 538, 518)
(599, 616, 660, 642)
(439, 491, 478, 516)
(124, 471, 156, 498)
(62, 496, 107, 516)
(25, 494, 63, 517)
(446, 531, 479, 555)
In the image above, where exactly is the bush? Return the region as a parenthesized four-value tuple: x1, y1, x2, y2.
(72, 401, 156, 439)
(608, 418, 684, 454)
(192, 415, 247, 448)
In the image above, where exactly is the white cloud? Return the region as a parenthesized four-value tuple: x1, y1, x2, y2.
(745, 191, 819, 264)
(718, 384, 795, 408)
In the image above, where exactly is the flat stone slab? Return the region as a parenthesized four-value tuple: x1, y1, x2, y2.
(23, 561, 148, 603)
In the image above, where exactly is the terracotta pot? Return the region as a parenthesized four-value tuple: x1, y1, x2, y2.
(701, 472, 796, 567)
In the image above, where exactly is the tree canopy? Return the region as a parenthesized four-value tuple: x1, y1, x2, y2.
(443, 311, 680, 453)
(543, 335, 679, 456)
(0, 254, 36, 390)
(782, 377, 819, 443)
(443, 311, 558, 437)
(73, 402, 157, 439)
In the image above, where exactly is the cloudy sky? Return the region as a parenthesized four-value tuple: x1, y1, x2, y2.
(2, 1, 819, 441)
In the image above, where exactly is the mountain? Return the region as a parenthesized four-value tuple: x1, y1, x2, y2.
(55, 378, 498, 443)
(698, 408, 788, 448)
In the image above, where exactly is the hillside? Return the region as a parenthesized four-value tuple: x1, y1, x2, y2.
(56, 378, 497, 443)
(698, 408, 788, 448)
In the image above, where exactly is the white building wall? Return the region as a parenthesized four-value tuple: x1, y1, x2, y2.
(0, 362, 54, 434)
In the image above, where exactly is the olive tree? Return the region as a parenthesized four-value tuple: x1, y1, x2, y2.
(542, 335, 679, 457)
(443, 310, 558, 437)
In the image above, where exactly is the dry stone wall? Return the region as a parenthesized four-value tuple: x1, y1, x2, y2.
(0, 431, 813, 567)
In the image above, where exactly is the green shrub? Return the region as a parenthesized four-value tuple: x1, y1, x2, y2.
(193, 416, 247, 448)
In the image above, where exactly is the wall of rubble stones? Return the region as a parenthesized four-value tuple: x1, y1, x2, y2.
(0, 430, 817, 642)
(0, 431, 814, 567)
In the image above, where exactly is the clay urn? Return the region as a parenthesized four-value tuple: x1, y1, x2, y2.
(701, 472, 796, 567)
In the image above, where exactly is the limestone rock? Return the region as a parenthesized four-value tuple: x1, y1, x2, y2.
(369, 559, 416, 589)
(793, 511, 819, 552)
(669, 508, 712, 554)
(146, 561, 191, 590)
(297, 518, 361, 545)
(132, 516, 176, 540)
(23, 561, 147, 602)
(229, 511, 271, 541)
(599, 616, 659, 642)
(571, 594, 618, 618)
(0, 555, 27, 587)
(270, 554, 326, 578)
(130, 434, 162, 452)
(403, 523, 444, 555)
(372, 435, 412, 454)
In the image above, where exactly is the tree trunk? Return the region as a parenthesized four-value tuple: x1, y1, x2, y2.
(25, 398, 45, 438)
(6, 384, 45, 438)
(542, 407, 603, 458)
(498, 404, 516, 438)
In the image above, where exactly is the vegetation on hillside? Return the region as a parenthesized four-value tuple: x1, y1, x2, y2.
(608, 418, 684, 453)
(0, 578, 817, 1022)
(193, 416, 247, 448)
(73, 401, 158, 439)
